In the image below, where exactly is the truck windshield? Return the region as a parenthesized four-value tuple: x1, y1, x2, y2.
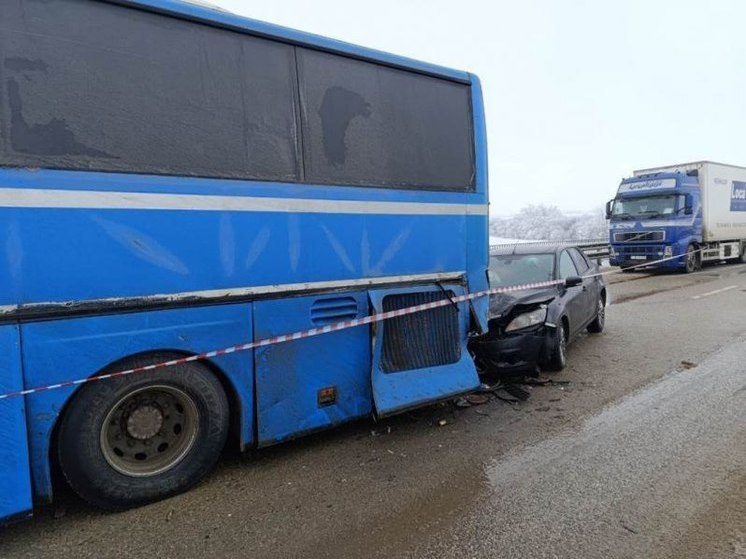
(612, 195, 683, 219)
(488, 254, 555, 287)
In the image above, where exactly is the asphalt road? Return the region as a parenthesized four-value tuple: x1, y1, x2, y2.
(2, 262, 745, 559)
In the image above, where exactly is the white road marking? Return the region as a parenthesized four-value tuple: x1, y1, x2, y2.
(692, 285, 739, 300)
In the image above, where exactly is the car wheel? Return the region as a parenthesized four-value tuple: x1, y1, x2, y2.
(545, 320, 567, 371)
(57, 353, 229, 511)
(587, 295, 606, 333)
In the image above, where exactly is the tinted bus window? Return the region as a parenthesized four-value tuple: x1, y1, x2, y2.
(0, 0, 300, 182)
(297, 48, 475, 191)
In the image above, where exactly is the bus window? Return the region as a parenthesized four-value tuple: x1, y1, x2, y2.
(297, 48, 475, 191)
(0, 0, 300, 182)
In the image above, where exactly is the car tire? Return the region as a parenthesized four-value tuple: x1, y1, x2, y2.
(545, 320, 568, 372)
(586, 295, 606, 334)
(57, 353, 229, 511)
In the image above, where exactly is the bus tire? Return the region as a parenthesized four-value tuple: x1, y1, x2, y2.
(57, 353, 229, 511)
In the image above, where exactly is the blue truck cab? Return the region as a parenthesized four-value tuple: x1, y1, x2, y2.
(607, 172, 701, 271)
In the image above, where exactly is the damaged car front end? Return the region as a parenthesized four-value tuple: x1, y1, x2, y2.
(470, 244, 606, 376)
(470, 290, 556, 375)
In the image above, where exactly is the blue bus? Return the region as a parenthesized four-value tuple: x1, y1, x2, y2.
(0, 0, 489, 521)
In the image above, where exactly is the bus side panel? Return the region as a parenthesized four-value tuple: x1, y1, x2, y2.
(0, 194, 474, 309)
(0, 324, 33, 523)
(20, 304, 253, 501)
(466, 75, 490, 333)
(253, 292, 372, 446)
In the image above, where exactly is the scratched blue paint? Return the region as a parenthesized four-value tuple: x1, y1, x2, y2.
(21, 304, 254, 501)
(0, 325, 33, 523)
(253, 292, 372, 446)
(369, 285, 480, 416)
(0, 202, 476, 306)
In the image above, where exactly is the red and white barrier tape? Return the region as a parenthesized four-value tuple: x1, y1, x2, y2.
(0, 249, 698, 401)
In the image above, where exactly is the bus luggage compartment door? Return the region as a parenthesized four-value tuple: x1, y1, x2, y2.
(369, 285, 479, 417)
(0, 324, 33, 524)
(253, 291, 372, 446)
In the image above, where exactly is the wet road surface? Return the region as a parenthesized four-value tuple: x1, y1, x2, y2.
(1, 263, 745, 559)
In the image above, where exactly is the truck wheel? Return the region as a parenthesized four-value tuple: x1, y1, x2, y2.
(587, 295, 606, 333)
(684, 244, 699, 273)
(545, 320, 568, 371)
(57, 353, 229, 511)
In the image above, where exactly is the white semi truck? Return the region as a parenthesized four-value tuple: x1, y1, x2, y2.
(606, 161, 746, 272)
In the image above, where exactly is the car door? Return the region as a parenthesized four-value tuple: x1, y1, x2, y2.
(568, 247, 597, 324)
(557, 250, 586, 336)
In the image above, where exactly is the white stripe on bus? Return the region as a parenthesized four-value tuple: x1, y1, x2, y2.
(0, 188, 488, 216)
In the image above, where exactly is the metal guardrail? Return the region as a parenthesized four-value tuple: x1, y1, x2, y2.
(489, 239, 610, 263)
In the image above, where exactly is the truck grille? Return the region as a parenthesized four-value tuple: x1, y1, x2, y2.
(614, 231, 665, 242)
(380, 291, 460, 373)
(615, 244, 665, 256)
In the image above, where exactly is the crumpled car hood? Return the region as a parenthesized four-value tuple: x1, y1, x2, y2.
(487, 287, 557, 322)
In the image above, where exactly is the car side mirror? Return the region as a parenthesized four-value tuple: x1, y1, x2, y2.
(605, 200, 613, 220)
(565, 276, 583, 288)
(684, 194, 693, 215)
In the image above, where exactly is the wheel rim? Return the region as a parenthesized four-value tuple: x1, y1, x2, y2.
(100, 385, 199, 477)
(597, 299, 605, 327)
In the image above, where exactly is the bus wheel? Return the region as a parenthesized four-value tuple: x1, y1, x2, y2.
(57, 354, 229, 510)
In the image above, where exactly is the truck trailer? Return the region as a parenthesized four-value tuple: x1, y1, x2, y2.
(607, 161, 746, 272)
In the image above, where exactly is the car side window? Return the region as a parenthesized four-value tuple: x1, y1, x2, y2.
(559, 251, 579, 279)
(569, 248, 590, 274)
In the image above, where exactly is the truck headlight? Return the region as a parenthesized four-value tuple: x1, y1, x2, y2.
(505, 307, 547, 333)
(664, 246, 673, 256)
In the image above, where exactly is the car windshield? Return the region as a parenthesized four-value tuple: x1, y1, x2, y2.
(612, 195, 682, 219)
(488, 254, 555, 287)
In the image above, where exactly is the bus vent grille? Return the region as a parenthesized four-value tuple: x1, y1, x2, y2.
(380, 291, 461, 373)
(311, 296, 359, 325)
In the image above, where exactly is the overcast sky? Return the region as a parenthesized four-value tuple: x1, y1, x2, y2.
(213, 0, 745, 215)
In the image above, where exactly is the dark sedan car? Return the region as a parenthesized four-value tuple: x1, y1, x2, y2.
(470, 244, 606, 374)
